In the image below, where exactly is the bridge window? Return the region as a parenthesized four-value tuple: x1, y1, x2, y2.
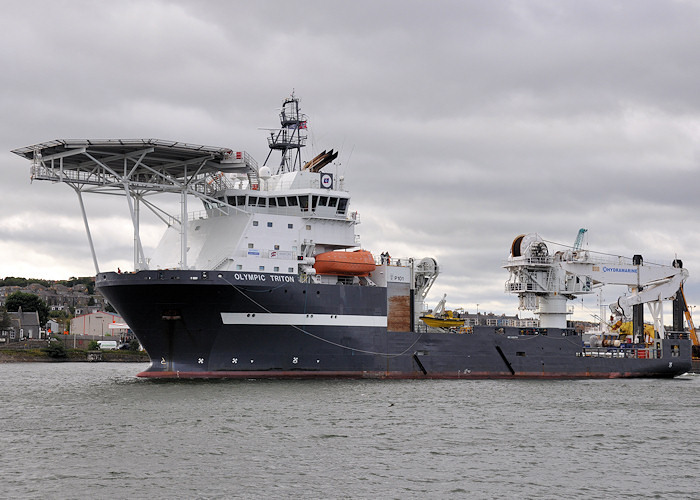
(337, 198, 348, 214)
(319, 196, 328, 206)
(277, 197, 287, 207)
(299, 196, 309, 211)
(249, 196, 258, 206)
(269, 198, 277, 207)
(311, 195, 318, 209)
(287, 196, 298, 206)
(328, 197, 338, 207)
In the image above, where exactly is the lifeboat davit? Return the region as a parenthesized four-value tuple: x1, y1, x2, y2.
(313, 250, 376, 276)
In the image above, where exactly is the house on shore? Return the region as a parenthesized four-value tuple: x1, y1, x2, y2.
(0, 309, 42, 343)
(70, 311, 131, 340)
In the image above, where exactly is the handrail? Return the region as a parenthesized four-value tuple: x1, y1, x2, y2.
(580, 346, 660, 359)
(174, 205, 358, 225)
(375, 255, 411, 267)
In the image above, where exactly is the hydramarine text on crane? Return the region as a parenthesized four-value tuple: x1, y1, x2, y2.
(602, 267, 638, 273)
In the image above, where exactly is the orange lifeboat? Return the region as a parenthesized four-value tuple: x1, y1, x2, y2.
(313, 250, 376, 276)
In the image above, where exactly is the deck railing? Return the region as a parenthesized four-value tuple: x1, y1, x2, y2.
(579, 347, 660, 359)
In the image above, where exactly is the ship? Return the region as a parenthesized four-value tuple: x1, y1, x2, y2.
(12, 95, 696, 378)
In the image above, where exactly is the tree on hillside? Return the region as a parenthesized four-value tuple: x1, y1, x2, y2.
(0, 307, 12, 329)
(60, 277, 95, 294)
(1, 276, 28, 287)
(5, 291, 50, 325)
(0, 276, 52, 287)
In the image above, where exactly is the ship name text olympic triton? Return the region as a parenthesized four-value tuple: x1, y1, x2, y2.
(233, 273, 296, 283)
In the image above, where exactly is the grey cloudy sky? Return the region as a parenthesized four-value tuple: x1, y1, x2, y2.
(2, 0, 700, 321)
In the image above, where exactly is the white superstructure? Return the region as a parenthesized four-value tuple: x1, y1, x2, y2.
(150, 166, 359, 277)
(149, 95, 363, 281)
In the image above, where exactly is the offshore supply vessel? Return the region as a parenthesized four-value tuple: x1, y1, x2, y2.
(12, 95, 696, 378)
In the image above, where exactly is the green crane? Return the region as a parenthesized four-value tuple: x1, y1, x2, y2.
(573, 228, 587, 251)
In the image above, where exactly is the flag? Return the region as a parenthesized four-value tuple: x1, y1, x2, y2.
(299, 121, 307, 129)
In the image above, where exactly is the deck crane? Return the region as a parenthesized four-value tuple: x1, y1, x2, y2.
(504, 233, 688, 343)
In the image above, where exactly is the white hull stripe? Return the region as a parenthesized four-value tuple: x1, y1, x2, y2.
(220, 312, 387, 327)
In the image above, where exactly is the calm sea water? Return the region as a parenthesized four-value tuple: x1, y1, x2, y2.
(0, 363, 698, 499)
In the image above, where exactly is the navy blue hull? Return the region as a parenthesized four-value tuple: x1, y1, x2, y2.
(96, 270, 692, 379)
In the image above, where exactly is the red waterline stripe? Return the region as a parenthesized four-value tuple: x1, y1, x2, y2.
(136, 370, 673, 380)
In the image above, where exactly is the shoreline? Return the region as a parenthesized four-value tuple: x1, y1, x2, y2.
(0, 348, 149, 363)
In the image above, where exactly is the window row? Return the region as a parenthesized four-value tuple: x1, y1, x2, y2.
(251, 221, 311, 231)
(235, 264, 295, 273)
(226, 195, 348, 214)
(248, 243, 289, 250)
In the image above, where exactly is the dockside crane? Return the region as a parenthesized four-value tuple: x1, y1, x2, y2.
(573, 228, 587, 251)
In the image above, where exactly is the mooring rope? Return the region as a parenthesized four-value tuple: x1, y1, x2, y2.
(221, 276, 423, 357)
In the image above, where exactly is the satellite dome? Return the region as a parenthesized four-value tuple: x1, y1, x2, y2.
(259, 166, 272, 179)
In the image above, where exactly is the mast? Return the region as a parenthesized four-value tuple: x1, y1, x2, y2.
(263, 93, 308, 174)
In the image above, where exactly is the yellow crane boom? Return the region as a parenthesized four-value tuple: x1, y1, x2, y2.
(679, 284, 699, 346)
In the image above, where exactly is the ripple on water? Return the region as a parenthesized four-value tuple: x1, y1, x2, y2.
(0, 366, 698, 498)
